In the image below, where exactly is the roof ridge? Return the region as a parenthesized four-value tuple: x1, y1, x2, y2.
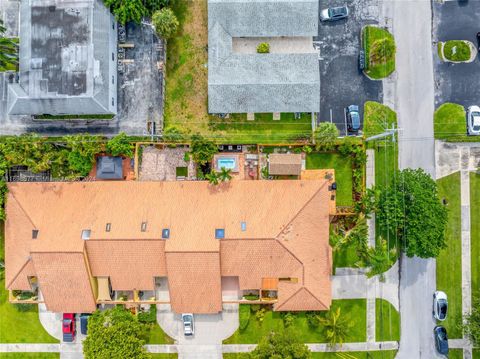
(6, 258, 31, 289)
(8, 191, 37, 229)
(275, 286, 326, 311)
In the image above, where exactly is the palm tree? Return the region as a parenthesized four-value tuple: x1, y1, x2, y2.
(330, 216, 369, 257)
(319, 307, 352, 348)
(218, 167, 232, 182)
(205, 171, 220, 185)
(0, 20, 18, 70)
(363, 238, 397, 280)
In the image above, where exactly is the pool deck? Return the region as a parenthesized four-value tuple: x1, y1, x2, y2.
(213, 153, 247, 180)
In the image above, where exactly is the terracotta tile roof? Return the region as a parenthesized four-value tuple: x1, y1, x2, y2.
(31, 252, 96, 313)
(268, 153, 303, 175)
(86, 240, 167, 290)
(166, 252, 222, 313)
(6, 179, 331, 313)
(8, 259, 36, 291)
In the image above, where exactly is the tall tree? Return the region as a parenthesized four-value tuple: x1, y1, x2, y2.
(319, 307, 352, 348)
(106, 132, 134, 157)
(313, 122, 339, 151)
(103, 0, 147, 24)
(65, 134, 104, 177)
(250, 331, 311, 359)
(189, 134, 218, 166)
(83, 307, 150, 359)
(377, 168, 447, 258)
(0, 20, 17, 70)
(218, 167, 232, 182)
(362, 238, 397, 280)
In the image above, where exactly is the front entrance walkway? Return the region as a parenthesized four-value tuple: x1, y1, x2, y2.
(157, 303, 239, 359)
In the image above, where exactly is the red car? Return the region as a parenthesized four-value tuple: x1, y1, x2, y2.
(62, 313, 76, 342)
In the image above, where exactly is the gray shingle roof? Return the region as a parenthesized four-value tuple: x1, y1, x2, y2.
(208, 0, 320, 114)
(7, 0, 117, 116)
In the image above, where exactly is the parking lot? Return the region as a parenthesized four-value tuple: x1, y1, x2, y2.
(433, 0, 480, 108)
(316, 0, 383, 135)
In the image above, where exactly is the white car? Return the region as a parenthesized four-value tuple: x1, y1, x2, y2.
(320, 6, 349, 22)
(433, 291, 448, 321)
(182, 313, 194, 336)
(467, 105, 480, 135)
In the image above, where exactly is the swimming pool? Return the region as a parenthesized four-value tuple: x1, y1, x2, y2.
(215, 156, 239, 172)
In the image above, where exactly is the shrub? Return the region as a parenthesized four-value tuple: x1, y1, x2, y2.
(138, 305, 157, 323)
(14, 303, 35, 312)
(239, 304, 251, 330)
(314, 122, 339, 151)
(369, 38, 396, 64)
(256, 308, 266, 322)
(257, 42, 270, 54)
(443, 40, 471, 62)
(106, 132, 134, 157)
(243, 293, 260, 301)
(306, 311, 321, 328)
(250, 304, 261, 312)
(152, 8, 179, 39)
(281, 312, 296, 328)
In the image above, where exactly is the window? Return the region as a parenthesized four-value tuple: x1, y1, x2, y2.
(32, 229, 39, 239)
(105, 223, 111, 232)
(141, 222, 147, 232)
(81, 229, 91, 240)
(162, 228, 170, 239)
(215, 228, 225, 239)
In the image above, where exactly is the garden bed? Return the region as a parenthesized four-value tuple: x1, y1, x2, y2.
(362, 26, 396, 79)
(438, 40, 476, 63)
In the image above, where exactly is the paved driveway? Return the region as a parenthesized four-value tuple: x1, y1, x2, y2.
(316, 0, 382, 135)
(157, 304, 239, 359)
(433, 0, 480, 108)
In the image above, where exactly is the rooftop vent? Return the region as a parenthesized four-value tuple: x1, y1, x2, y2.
(141, 222, 147, 232)
(241, 222, 247, 232)
(32, 229, 39, 239)
(162, 228, 170, 239)
(81, 230, 91, 240)
(215, 228, 225, 239)
(105, 223, 111, 232)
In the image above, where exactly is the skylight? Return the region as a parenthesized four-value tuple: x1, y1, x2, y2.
(81, 229, 91, 240)
(32, 229, 39, 239)
(215, 228, 225, 239)
(162, 228, 170, 239)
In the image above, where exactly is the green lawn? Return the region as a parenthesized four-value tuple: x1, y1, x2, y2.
(436, 172, 463, 338)
(442, 40, 471, 62)
(0, 355, 59, 359)
(448, 349, 464, 359)
(375, 299, 400, 342)
(363, 26, 396, 79)
(433, 103, 477, 141)
(224, 299, 366, 344)
(144, 323, 174, 344)
(473, 349, 480, 359)
(0, 221, 58, 344)
(471, 172, 480, 300)
(306, 153, 353, 206)
(311, 351, 397, 359)
(149, 354, 178, 359)
(333, 245, 362, 270)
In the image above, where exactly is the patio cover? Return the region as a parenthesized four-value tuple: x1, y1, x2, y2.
(268, 154, 303, 176)
(96, 156, 123, 180)
(97, 277, 112, 301)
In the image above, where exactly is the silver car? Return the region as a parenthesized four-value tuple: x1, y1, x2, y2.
(467, 105, 480, 135)
(320, 6, 349, 21)
(182, 313, 194, 336)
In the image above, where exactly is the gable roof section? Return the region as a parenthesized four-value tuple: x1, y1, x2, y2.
(86, 240, 167, 290)
(268, 153, 303, 175)
(31, 252, 96, 313)
(208, 0, 320, 113)
(166, 252, 222, 313)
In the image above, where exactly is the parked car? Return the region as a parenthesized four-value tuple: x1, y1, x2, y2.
(467, 105, 480, 135)
(320, 6, 349, 21)
(434, 326, 449, 356)
(80, 313, 91, 335)
(433, 291, 448, 321)
(182, 313, 194, 336)
(345, 105, 361, 133)
(62, 313, 76, 342)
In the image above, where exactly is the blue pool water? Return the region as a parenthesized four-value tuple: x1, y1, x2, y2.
(217, 157, 236, 170)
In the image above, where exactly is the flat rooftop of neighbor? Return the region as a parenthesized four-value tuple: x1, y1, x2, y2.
(25, 2, 92, 98)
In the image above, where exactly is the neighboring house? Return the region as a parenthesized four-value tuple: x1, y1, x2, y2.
(268, 153, 303, 176)
(5, 180, 332, 314)
(208, 0, 320, 114)
(7, 0, 117, 116)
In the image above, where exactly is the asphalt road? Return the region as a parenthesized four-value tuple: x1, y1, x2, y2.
(316, 0, 382, 136)
(385, 0, 441, 357)
(433, 0, 480, 108)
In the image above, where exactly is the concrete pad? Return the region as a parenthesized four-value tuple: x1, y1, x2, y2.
(273, 112, 280, 120)
(247, 113, 254, 121)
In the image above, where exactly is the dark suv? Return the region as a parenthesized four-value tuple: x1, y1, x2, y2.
(346, 105, 361, 133)
(434, 326, 449, 356)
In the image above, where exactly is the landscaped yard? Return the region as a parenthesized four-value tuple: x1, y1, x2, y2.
(440, 40, 472, 62)
(144, 322, 174, 345)
(0, 354, 59, 359)
(149, 354, 178, 358)
(436, 172, 463, 339)
(306, 153, 353, 206)
(164, 1, 313, 144)
(375, 299, 400, 342)
(471, 172, 480, 300)
(0, 222, 58, 344)
(362, 26, 396, 79)
(223, 299, 366, 344)
(311, 352, 398, 359)
(448, 349, 464, 359)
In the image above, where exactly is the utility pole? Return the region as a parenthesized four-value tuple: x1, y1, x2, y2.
(365, 123, 398, 142)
